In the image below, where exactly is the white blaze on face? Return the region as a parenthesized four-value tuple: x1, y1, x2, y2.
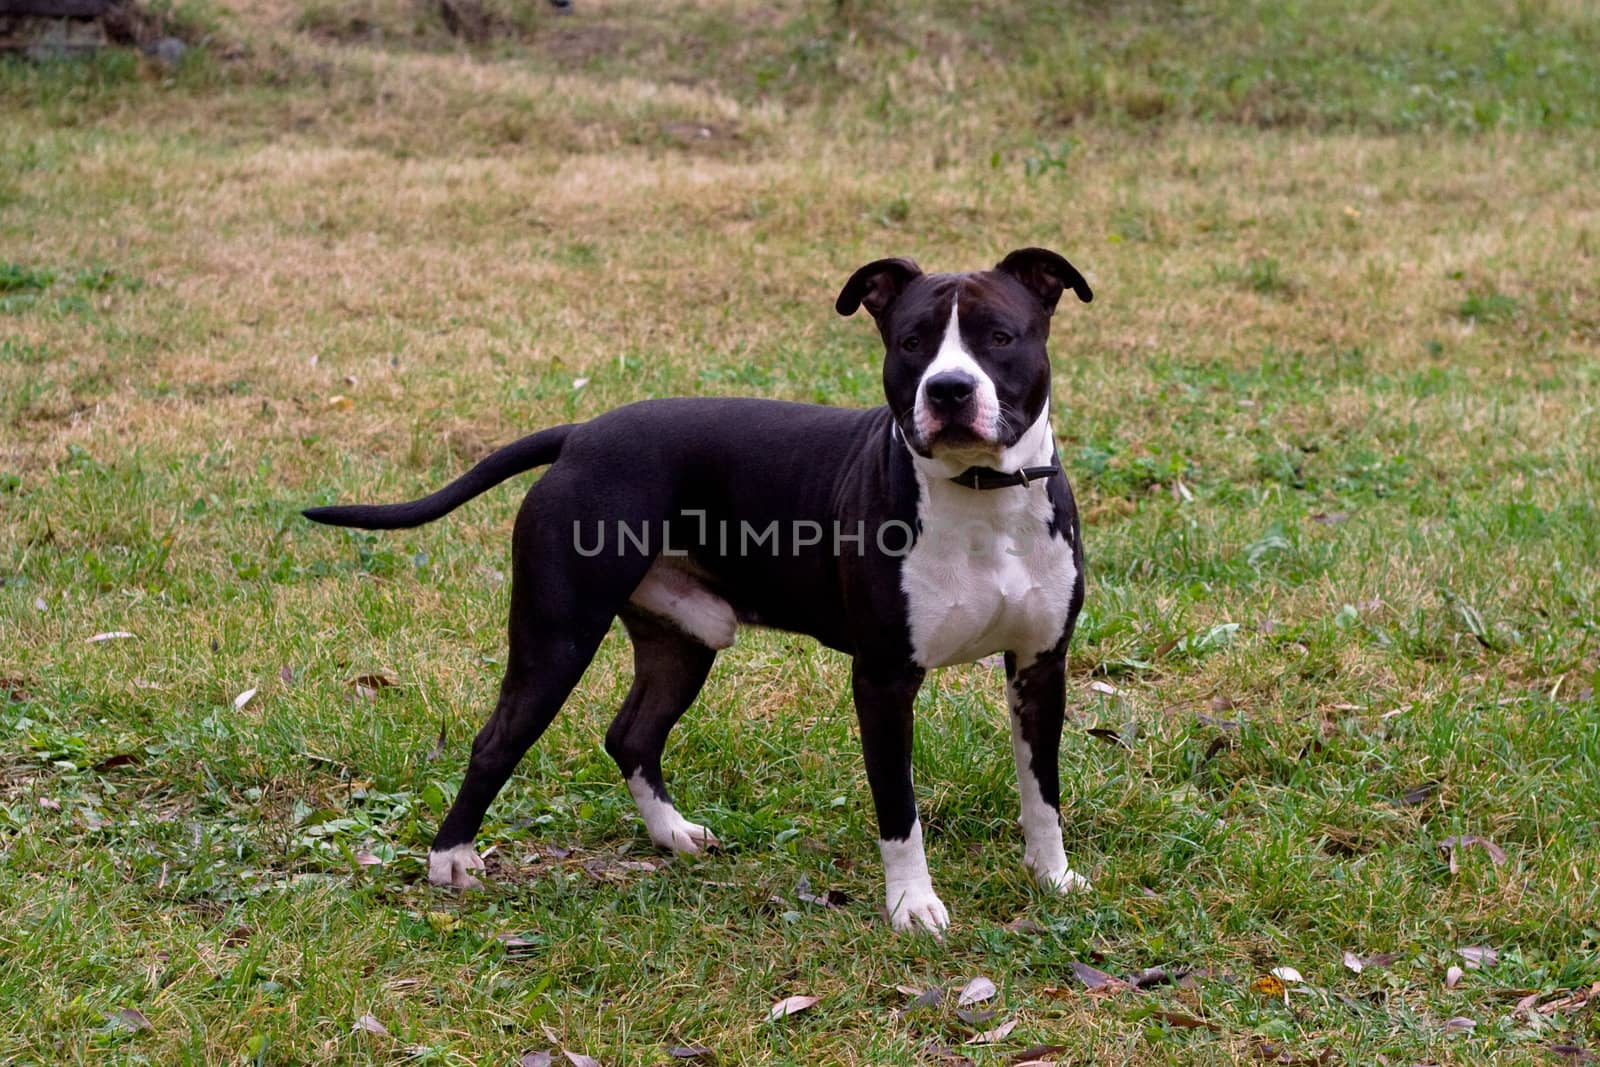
(912, 299, 1001, 446)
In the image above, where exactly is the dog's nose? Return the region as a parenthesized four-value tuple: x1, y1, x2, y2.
(923, 372, 976, 412)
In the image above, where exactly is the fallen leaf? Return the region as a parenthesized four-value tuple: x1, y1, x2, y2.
(965, 1018, 1017, 1045)
(572, 377, 590, 390)
(1088, 680, 1120, 696)
(0, 677, 32, 702)
(520, 1053, 553, 1067)
(33, 597, 47, 611)
(1071, 961, 1121, 992)
(1086, 726, 1129, 748)
(1392, 781, 1440, 807)
(353, 849, 383, 867)
(920, 1040, 975, 1066)
(1003, 916, 1045, 935)
(1310, 512, 1350, 525)
(1446, 965, 1464, 988)
(1548, 1045, 1596, 1062)
(1457, 945, 1499, 969)
(327, 394, 355, 410)
(222, 925, 252, 946)
(956, 1007, 998, 1025)
(795, 875, 849, 908)
(1342, 951, 1364, 974)
(767, 995, 818, 1020)
(1443, 1017, 1476, 1032)
(562, 1052, 601, 1067)
(665, 1044, 714, 1060)
(353, 1014, 388, 1036)
(279, 665, 296, 685)
(38, 797, 60, 810)
(1129, 966, 1180, 989)
(427, 720, 448, 762)
(1270, 967, 1304, 984)
(957, 976, 997, 1007)
(1147, 1009, 1217, 1031)
(87, 631, 137, 643)
(1009, 1047, 1066, 1065)
(112, 1007, 152, 1031)
(233, 688, 257, 711)
(94, 752, 141, 771)
(1440, 836, 1507, 873)
(496, 932, 538, 953)
(1252, 975, 1288, 999)
(898, 987, 942, 1014)
(425, 912, 460, 935)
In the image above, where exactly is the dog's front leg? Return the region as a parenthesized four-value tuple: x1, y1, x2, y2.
(1005, 651, 1091, 894)
(852, 659, 948, 935)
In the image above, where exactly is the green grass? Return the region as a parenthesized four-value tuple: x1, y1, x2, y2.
(3, 0, 1599, 1063)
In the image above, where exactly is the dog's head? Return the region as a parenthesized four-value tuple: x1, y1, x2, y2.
(836, 248, 1092, 464)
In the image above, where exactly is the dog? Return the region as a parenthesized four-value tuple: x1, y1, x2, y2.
(304, 247, 1093, 933)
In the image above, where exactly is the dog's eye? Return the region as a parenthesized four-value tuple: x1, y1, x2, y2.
(991, 331, 1013, 347)
(902, 336, 921, 351)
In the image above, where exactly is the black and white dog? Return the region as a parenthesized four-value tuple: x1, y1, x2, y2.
(305, 247, 1093, 934)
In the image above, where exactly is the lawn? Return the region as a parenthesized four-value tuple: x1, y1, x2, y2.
(2, 0, 1598, 1063)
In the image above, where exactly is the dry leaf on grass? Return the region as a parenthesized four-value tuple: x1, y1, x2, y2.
(1086, 726, 1130, 748)
(1071, 961, 1124, 992)
(957, 976, 997, 1007)
(427, 720, 448, 762)
(562, 1052, 601, 1067)
(87, 631, 137, 643)
(897, 987, 942, 1014)
(1341, 951, 1397, 974)
(1443, 1016, 1477, 1032)
(767, 995, 818, 1020)
(965, 1018, 1017, 1045)
(795, 875, 849, 908)
(1009, 1046, 1066, 1065)
(233, 688, 257, 710)
(1457, 945, 1498, 969)
(352, 849, 383, 867)
(1252, 975, 1288, 1001)
(279, 665, 296, 685)
(1446, 965, 1464, 988)
(1147, 1009, 1217, 1030)
(665, 1044, 714, 1060)
(520, 1053, 553, 1067)
(353, 1014, 388, 1036)
(112, 1008, 152, 1031)
(94, 752, 141, 771)
(1439, 835, 1507, 873)
(1089, 681, 1120, 696)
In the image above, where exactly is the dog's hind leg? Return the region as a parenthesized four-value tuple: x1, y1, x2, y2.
(605, 611, 721, 854)
(427, 491, 648, 889)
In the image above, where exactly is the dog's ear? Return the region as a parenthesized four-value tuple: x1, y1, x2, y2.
(835, 257, 922, 319)
(994, 247, 1092, 314)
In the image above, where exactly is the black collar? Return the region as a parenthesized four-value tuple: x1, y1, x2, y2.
(949, 462, 1058, 490)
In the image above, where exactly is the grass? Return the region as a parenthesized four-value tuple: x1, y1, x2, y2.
(2, 0, 1599, 1062)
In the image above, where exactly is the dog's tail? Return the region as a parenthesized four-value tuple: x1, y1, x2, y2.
(303, 425, 574, 530)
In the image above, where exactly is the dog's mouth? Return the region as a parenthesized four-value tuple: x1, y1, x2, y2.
(903, 413, 1003, 460)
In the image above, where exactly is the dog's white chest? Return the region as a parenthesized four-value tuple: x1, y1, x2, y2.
(901, 483, 1077, 669)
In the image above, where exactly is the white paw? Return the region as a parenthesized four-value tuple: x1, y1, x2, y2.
(886, 884, 951, 936)
(1027, 854, 1091, 894)
(650, 817, 721, 855)
(427, 844, 486, 889)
